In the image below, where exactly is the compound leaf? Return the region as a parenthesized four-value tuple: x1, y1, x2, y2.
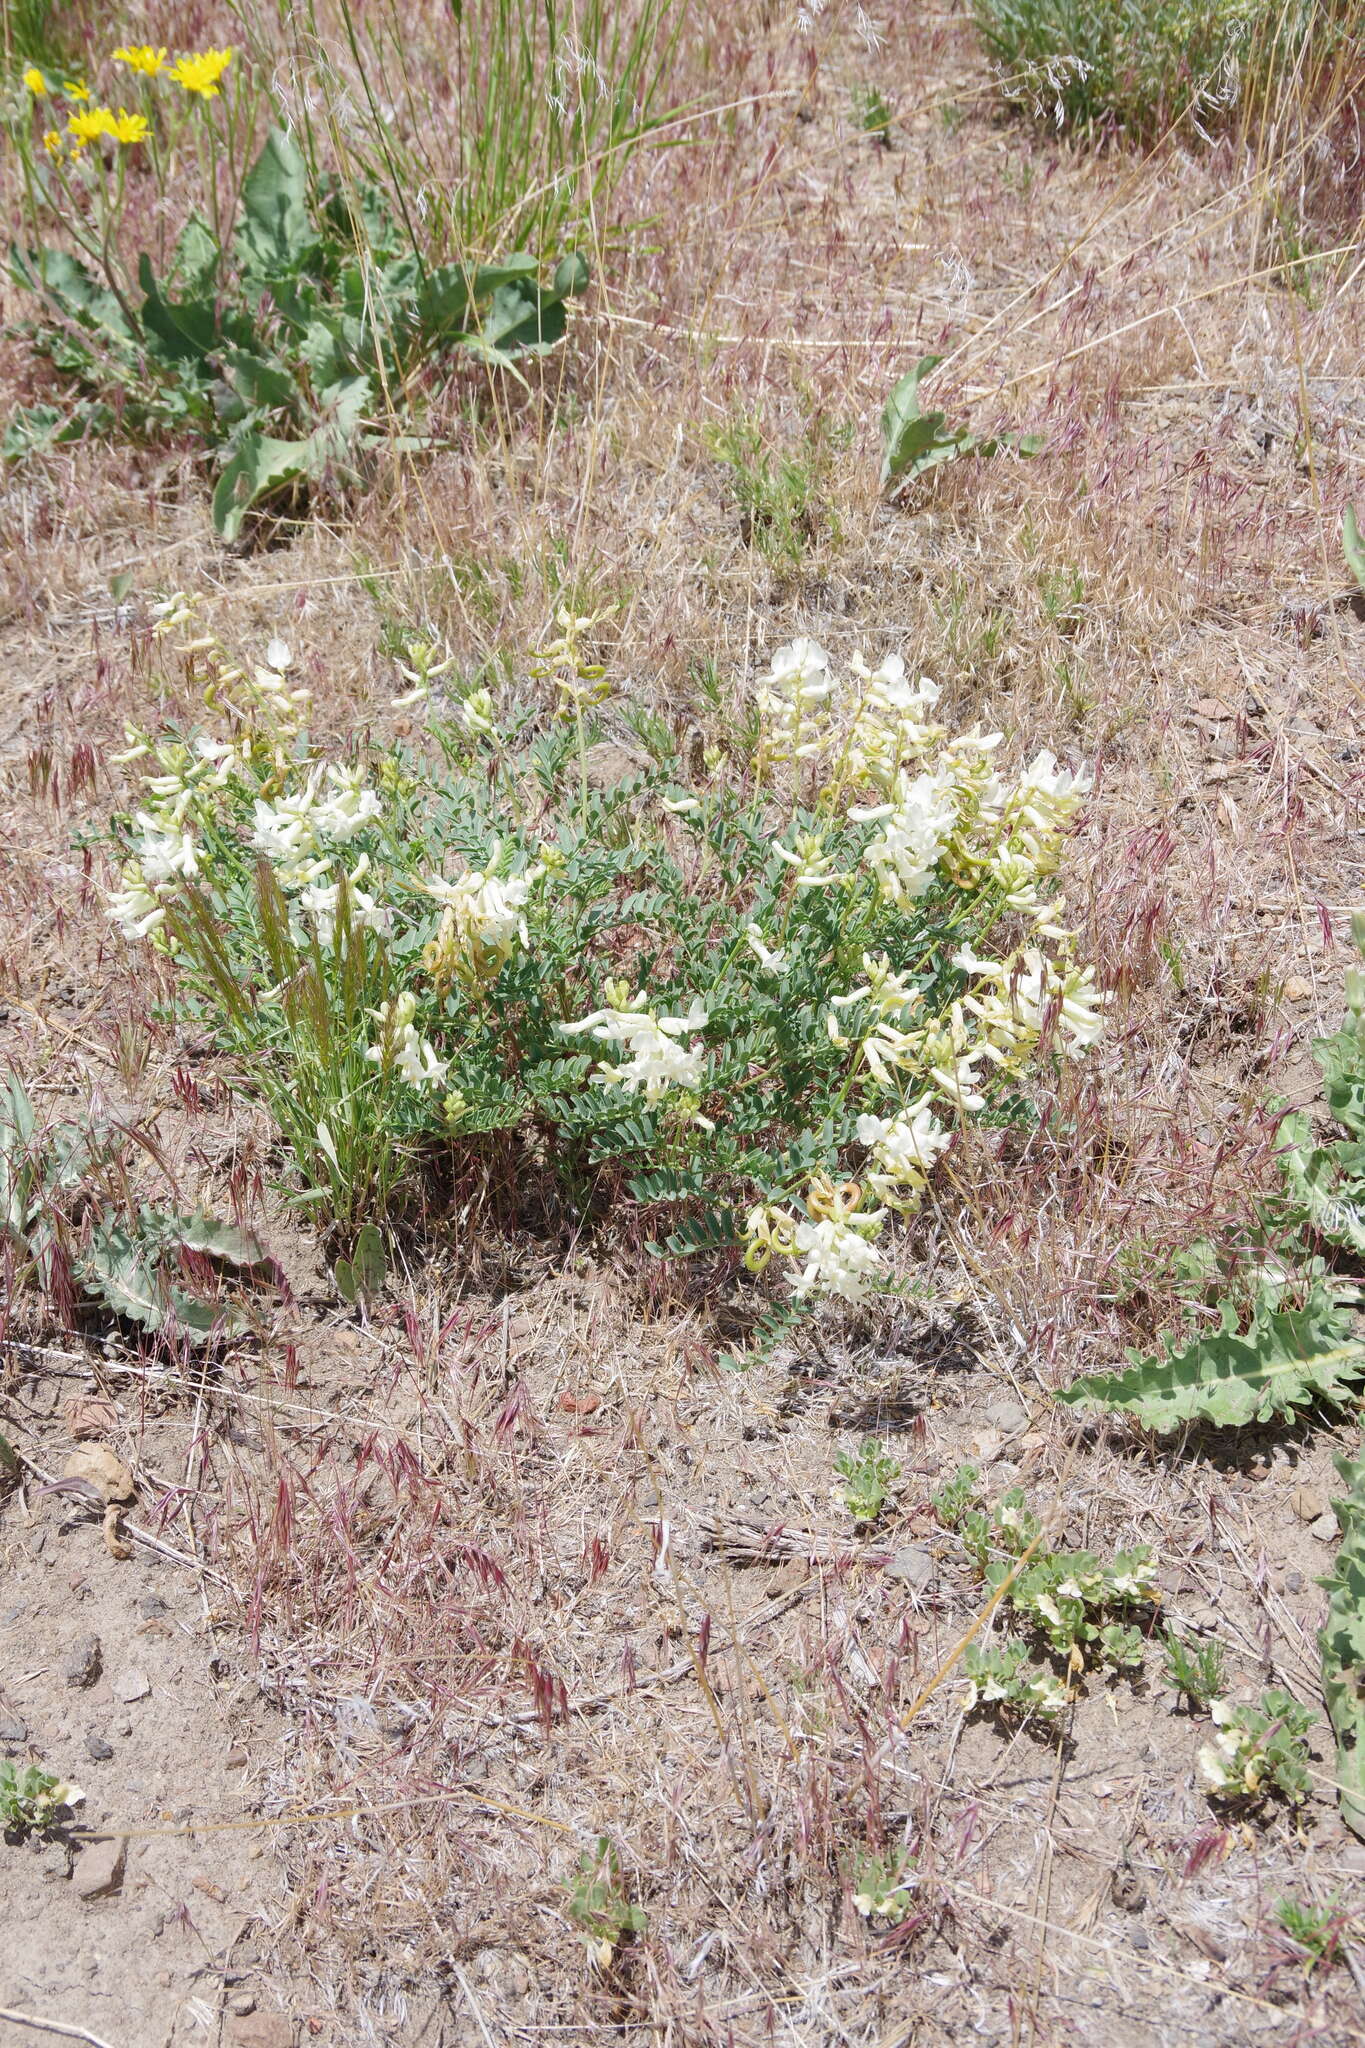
(1055, 1287, 1365, 1431)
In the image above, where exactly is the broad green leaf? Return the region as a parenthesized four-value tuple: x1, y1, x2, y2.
(212, 431, 315, 539)
(211, 376, 369, 537)
(1319, 1444, 1365, 1837)
(164, 1212, 266, 1265)
(137, 253, 220, 365)
(10, 245, 136, 347)
(552, 252, 590, 297)
(880, 355, 950, 489)
(467, 279, 569, 363)
(82, 1222, 165, 1330)
(235, 127, 315, 278)
(1346, 506, 1365, 593)
(171, 215, 221, 296)
(220, 347, 301, 414)
(1055, 1287, 1365, 1431)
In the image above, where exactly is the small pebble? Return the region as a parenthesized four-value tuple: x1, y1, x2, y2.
(139, 1595, 169, 1619)
(1129, 1927, 1151, 1950)
(0, 1717, 28, 1747)
(85, 1731, 114, 1761)
(1293, 1486, 1326, 1522)
(1309, 1512, 1340, 1544)
(113, 1669, 152, 1703)
(983, 1395, 1029, 1435)
(885, 1545, 938, 1592)
(1284, 1570, 1304, 1594)
(73, 1837, 126, 1900)
(64, 1634, 103, 1690)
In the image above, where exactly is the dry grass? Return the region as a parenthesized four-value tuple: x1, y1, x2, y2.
(2, 2, 1365, 2042)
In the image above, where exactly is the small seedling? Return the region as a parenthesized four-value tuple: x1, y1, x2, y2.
(835, 1438, 901, 1525)
(1274, 1893, 1344, 1973)
(1162, 1629, 1226, 1709)
(1198, 1689, 1315, 1805)
(851, 1848, 916, 1922)
(0, 1761, 83, 1837)
(565, 1837, 647, 1968)
(932, 1462, 980, 1529)
(851, 85, 893, 144)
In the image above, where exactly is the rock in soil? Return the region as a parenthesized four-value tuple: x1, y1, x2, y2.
(85, 1730, 114, 1761)
(1293, 1486, 1326, 1522)
(1309, 1512, 1341, 1543)
(73, 1836, 126, 1900)
(113, 1667, 152, 1702)
(228, 2015, 294, 2048)
(64, 1634, 103, 1689)
(885, 1545, 938, 1591)
(0, 1717, 28, 1747)
(983, 1395, 1029, 1434)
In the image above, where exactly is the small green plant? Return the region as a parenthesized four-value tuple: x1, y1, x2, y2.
(0, 1760, 82, 1836)
(835, 1438, 901, 1524)
(851, 85, 893, 144)
(950, 1477, 1157, 1714)
(1162, 1628, 1227, 1709)
(565, 1837, 647, 1967)
(850, 1848, 916, 1922)
(1273, 1893, 1344, 1973)
(932, 1461, 982, 1529)
(1, 1072, 263, 1340)
(1197, 1689, 1315, 1805)
(705, 414, 832, 563)
(6, 62, 588, 536)
(880, 355, 1042, 493)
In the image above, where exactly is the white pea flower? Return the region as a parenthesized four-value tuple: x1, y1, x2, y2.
(134, 813, 200, 883)
(108, 869, 167, 940)
(559, 991, 709, 1103)
(265, 636, 293, 672)
(744, 924, 787, 972)
(851, 767, 957, 907)
(313, 764, 382, 844)
(856, 1100, 950, 1208)
(788, 1213, 885, 1305)
(366, 992, 448, 1090)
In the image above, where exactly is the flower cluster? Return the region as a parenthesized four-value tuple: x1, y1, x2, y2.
(421, 852, 541, 994)
(739, 638, 1105, 1303)
(366, 993, 447, 1091)
(23, 43, 232, 159)
(560, 985, 710, 1105)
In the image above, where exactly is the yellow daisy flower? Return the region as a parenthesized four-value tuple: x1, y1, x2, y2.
(107, 107, 150, 145)
(168, 47, 233, 98)
(112, 45, 168, 77)
(63, 79, 91, 102)
(23, 66, 48, 95)
(67, 107, 113, 147)
(42, 128, 64, 157)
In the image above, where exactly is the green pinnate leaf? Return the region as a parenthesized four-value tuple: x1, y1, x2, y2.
(1055, 1286, 1365, 1430)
